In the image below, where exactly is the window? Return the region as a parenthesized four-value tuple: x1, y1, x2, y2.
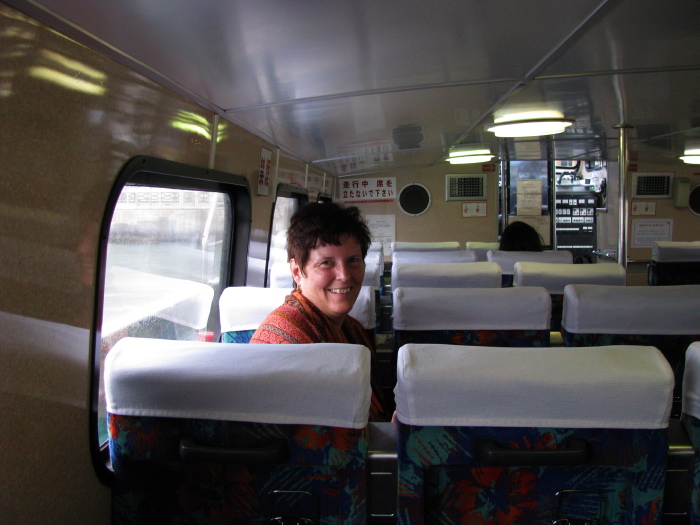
(264, 184, 308, 287)
(91, 157, 250, 480)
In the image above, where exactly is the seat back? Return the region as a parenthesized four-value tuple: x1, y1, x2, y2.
(681, 342, 700, 524)
(391, 241, 460, 252)
(561, 284, 700, 415)
(465, 241, 499, 261)
(219, 286, 289, 342)
(488, 249, 573, 286)
(514, 262, 626, 330)
(392, 286, 551, 348)
(649, 241, 700, 285)
(106, 338, 371, 525)
(391, 261, 501, 289)
(348, 285, 377, 334)
(395, 343, 673, 525)
(391, 249, 477, 264)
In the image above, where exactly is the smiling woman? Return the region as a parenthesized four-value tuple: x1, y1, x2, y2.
(251, 202, 391, 422)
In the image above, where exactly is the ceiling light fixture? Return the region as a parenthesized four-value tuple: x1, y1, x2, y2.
(681, 148, 700, 164)
(486, 111, 574, 138)
(448, 148, 493, 164)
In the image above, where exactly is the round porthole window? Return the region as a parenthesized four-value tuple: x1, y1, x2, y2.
(689, 184, 700, 216)
(398, 183, 431, 216)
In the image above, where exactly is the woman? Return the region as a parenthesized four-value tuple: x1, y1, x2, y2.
(251, 202, 391, 422)
(499, 221, 544, 251)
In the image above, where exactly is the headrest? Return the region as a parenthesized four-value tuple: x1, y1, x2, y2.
(488, 250, 573, 274)
(392, 286, 551, 330)
(652, 241, 700, 262)
(395, 343, 673, 428)
(364, 250, 384, 266)
(269, 262, 294, 289)
(682, 342, 700, 420)
(562, 284, 700, 335)
(105, 338, 371, 429)
(103, 266, 214, 336)
(391, 262, 501, 289)
(348, 286, 376, 330)
(466, 242, 500, 262)
(219, 287, 289, 332)
(392, 250, 477, 264)
(363, 262, 382, 290)
(514, 262, 627, 294)
(391, 241, 460, 252)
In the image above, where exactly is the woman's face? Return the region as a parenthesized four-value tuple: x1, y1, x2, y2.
(290, 234, 365, 327)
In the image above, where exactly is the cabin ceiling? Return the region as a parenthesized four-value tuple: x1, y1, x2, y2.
(9, 0, 700, 177)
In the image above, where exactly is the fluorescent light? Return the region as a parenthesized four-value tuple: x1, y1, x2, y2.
(449, 148, 491, 158)
(680, 155, 700, 164)
(487, 118, 574, 137)
(448, 154, 493, 164)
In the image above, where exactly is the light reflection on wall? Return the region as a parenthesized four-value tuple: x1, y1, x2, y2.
(28, 50, 106, 95)
(169, 110, 228, 142)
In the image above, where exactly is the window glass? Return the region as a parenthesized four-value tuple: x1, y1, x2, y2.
(97, 185, 230, 444)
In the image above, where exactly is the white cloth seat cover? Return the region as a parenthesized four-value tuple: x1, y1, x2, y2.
(105, 338, 371, 429)
(652, 241, 700, 262)
(392, 250, 477, 264)
(363, 262, 382, 290)
(514, 262, 627, 294)
(466, 242, 500, 262)
(488, 250, 573, 274)
(562, 284, 700, 335)
(219, 286, 289, 332)
(395, 343, 673, 428)
(392, 286, 551, 330)
(682, 342, 700, 420)
(391, 262, 501, 289)
(348, 286, 375, 330)
(391, 241, 460, 252)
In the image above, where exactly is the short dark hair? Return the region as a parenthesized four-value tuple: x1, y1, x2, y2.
(287, 202, 371, 272)
(499, 221, 544, 251)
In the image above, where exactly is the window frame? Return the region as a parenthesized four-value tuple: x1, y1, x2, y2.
(89, 156, 250, 484)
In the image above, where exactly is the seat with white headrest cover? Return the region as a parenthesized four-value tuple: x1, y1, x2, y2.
(392, 250, 477, 264)
(649, 241, 700, 285)
(562, 284, 700, 335)
(219, 286, 289, 342)
(391, 241, 460, 252)
(395, 342, 673, 524)
(488, 249, 573, 274)
(652, 241, 700, 262)
(466, 241, 499, 261)
(514, 262, 626, 294)
(391, 261, 500, 289)
(393, 286, 550, 331)
(105, 338, 371, 429)
(348, 285, 376, 331)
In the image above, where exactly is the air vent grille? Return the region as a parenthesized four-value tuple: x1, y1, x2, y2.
(446, 174, 487, 201)
(632, 173, 673, 198)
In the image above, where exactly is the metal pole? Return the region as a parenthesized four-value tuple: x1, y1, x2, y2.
(616, 125, 632, 268)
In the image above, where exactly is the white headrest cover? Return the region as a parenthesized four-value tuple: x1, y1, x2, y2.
(391, 262, 501, 289)
(652, 241, 700, 262)
(363, 262, 382, 290)
(392, 286, 551, 330)
(466, 242, 500, 262)
(105, 338, 371, 429)
(514, 262, 627, 294)
(219, 287, 289, 332)
(364, 250, 384, 266)
(392, 241, 460, 252)
(682, 342, 700, 420)
(348, 286, 375, 330)
(395, 343, 673, 428)
(562, 284, 700, 335)
(392, 250, 477, 264)
(488, 250, 573, 274)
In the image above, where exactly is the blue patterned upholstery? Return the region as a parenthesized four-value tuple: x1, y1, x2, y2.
(395, 343, 673, 525)
(109, 415, 368, 525)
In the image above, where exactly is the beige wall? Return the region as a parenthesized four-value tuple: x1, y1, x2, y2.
(349, 164, 500, 247)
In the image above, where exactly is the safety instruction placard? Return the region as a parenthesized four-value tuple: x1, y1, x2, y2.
(631, 219, 673, 248)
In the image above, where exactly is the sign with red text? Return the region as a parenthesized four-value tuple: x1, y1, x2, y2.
(338, 177, 396, 203)
(257, 147, 272, 196)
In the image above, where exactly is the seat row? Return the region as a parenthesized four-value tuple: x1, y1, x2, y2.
(104, 337, 700, 524)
